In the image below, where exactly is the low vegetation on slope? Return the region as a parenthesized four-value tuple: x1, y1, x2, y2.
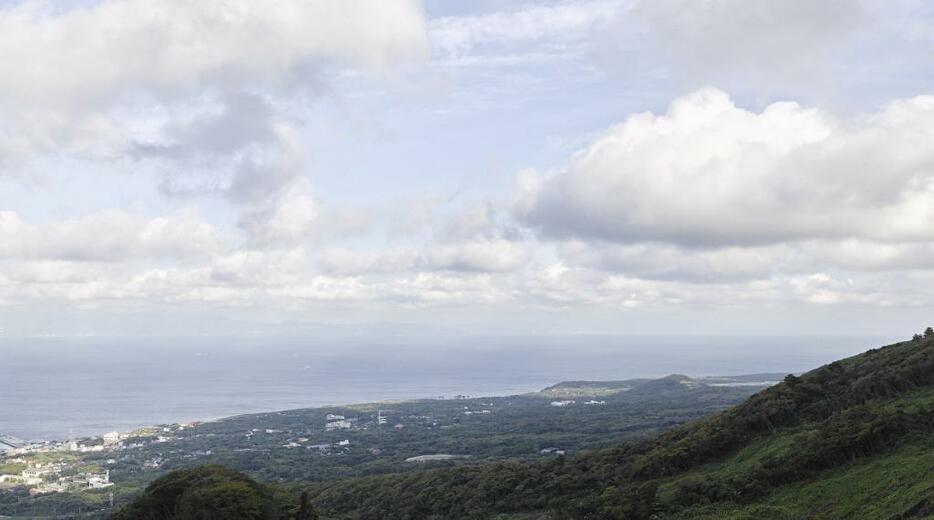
(667, 435, 934, 519)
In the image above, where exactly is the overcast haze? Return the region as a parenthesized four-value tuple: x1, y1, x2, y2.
(1, 0, 933, 339)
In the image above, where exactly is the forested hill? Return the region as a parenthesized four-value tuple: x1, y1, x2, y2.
(299, 333, 934, 519)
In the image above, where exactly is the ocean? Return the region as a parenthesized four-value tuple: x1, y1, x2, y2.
(0, 334, 886, 441)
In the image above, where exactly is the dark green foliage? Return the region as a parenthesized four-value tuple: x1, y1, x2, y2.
(110, 465, 289, 520)
(599, 481, 658, 519)
(295, 491, 319, 520)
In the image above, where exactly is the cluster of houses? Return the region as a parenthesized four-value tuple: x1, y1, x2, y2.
(4, 427, 177, 459)
(0, 462, 113, 495)
(0, 427, 172, 496)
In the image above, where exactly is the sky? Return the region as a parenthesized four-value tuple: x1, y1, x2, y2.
(1, 0, 934, 339)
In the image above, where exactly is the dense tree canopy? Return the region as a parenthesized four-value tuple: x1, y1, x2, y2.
(110, 465, 289, 520)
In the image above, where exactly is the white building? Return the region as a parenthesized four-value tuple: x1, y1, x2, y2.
(88, 471, 113, 489)
(326, 419, 353, 431)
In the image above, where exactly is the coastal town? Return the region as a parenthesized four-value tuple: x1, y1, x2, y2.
(0, 427, 169, 496)
(0, 406, 413, 504)
(0, 414, 373, 500)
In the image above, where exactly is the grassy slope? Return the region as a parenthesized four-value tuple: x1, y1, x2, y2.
(652, 363, 934, 519)
(653, 389, 934, 519)
(667, 436, 934, 520)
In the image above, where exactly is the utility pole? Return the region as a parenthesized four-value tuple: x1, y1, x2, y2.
(490, 400, 494, 435)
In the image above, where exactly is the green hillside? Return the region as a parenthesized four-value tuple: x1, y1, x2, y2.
(667, 436, 934, 519)
(113, 333, 934, 519)
(300, 333, 934, 519)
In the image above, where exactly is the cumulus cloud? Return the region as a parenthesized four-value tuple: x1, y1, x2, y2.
(4, 1, 934, 334)
(0, 209, 222, 262)
(522, 261, 930, 311)
(208, 248, 307, 286)
(317, 247, 422, 276)
(519, 88, 934, 246)
(0, 0, 431, 226)
(135, 92, 307, 205)
(271, 272, 510, 306)
(559, 238, 934, 285)
(509, 86, 934, 314)
(237, 183, 374, 248)
(0, 0, 428, 111)
(559, 241, 794, 283)
(317, 239, 529, 276)
(312, 199, 531, 275)
(0, 0, 428, 161)
(427, 239, 529, 272)
(238, 187, 322, 248)
(0, 261, 512, 309)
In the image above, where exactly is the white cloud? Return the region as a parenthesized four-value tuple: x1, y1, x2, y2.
(0, 0, 431, 215)
(521, 261, 929, 311)
(140, 93, 307, 205)
(269, 271, 510, 307)
(427, 239, 529, 272)
(208, 249, 306, 286)
(0, 209, 222, 262)
(3, 1, 934, 336)
(525, 263, 677, 308)
(506, 87, 934, 313)
(519, 88, 934, 246)
(238, 188, 322, 248)
(0, 0, 428, 111)
(316, 239, 529, 276)
(317, 247, 421, 276)
(316, 237, 529, 276)
(559, 241, 793, 282)
(237, 183, 375, 248)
